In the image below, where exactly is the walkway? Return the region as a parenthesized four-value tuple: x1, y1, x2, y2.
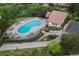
(36, 31, 50, 41)
(63, 20, 72, 32)
(0, 41, 50, 51)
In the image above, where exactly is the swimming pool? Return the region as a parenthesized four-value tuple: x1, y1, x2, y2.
(6, 17, 47, 39)
(18, 20, 42, 33)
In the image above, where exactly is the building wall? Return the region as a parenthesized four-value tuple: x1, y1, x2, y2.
(48, 22, 61, 27)
(50, 30, 62, 35)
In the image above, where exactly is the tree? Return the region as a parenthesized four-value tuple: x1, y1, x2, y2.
(68, 4, 79, 20)
(0, 4, 28, 19)
(24, 4, 53, 17)
(0, 4, 53, 19)
(60, 33, 79, 54)
(68, 3, 79, 13)
(0, 39, 4, 47)
(48, 40, 65, 56)
(0, 19, 9, 36)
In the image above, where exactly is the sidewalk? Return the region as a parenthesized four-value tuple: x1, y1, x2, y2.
(0, 41, 50, 51)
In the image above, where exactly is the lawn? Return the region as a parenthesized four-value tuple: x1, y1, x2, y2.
(0, 47, 50, 56)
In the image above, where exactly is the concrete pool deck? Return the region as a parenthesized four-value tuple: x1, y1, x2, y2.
(6, 17, 47, 40)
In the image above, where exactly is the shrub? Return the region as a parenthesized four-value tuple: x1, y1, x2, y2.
(47, 35, 57, 41)
(2, 32, 43, 43)
(45, 26, 63, 32)
(48, 40, 65, 56)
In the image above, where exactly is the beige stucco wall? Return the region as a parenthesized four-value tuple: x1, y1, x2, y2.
(48, 22, 61, 27)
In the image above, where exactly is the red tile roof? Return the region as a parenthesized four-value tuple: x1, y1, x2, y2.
(48, 10, 68, 25)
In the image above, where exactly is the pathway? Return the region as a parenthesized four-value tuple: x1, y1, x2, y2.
(63, 20, 72, 32)
(36, 31, 50, 41)
(0, 41, 50, 51)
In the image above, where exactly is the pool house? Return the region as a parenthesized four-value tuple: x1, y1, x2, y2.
(45, 10, 68, 27)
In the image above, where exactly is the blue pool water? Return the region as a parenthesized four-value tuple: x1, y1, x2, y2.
(18, 20, 42, 33)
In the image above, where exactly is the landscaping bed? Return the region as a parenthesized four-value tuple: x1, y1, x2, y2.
(40, 35, 57, 41)
(45, 25, 63, 32)
(0, 32, 43, 45)
(47, 35, 57, 41)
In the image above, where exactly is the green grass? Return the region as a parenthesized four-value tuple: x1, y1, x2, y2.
(0, 47, 50, 56)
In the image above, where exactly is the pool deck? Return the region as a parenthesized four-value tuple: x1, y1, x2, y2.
(6, 17, 47, 40)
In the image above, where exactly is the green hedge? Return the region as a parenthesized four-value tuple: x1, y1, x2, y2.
(47, 35, 57, 41)
(45, 26, 63, 32)
(2, 32, 43, 43)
